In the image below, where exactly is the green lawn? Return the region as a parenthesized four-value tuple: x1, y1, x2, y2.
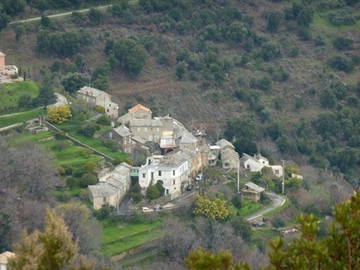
(0, 108, 45, 128)
(236, 200, 264, 218)
(101, 221, 162, 256)
(11, 130, 103, 167)
(56, 121, 128, 162)
(0, 81, 40, 113)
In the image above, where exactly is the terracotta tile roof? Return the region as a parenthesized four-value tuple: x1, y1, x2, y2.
(128, 104, 152, 113)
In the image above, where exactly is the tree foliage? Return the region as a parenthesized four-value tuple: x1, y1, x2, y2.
(186, 191, 360, 270)
(8, 209, 95, 270)
(193, 195, 233, 220)
(106, 39, 147, 77)
(62, 73, 90, 93)
(47, 105, 72, 124)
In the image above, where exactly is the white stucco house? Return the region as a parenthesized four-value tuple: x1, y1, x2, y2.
(139, 151, 191, 199)
(241, 153, 283, 178)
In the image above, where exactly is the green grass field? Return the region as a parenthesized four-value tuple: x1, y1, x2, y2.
(11, 130, 103, 167)
(0, 81, 40, 113)
(101, 220, 162, 257)
(236, 200, 264, 218)
(56, 121, 128, 162)
(0, 108, 45, 128)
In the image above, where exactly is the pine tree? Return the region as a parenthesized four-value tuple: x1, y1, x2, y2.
(8, 209, 95, 270)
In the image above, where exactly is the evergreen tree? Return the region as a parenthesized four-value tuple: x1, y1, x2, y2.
(9, 209, 95, 270)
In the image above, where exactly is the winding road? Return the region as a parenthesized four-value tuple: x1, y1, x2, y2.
(245, 192, 287, 222)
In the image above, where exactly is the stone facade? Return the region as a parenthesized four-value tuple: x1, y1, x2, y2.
(77, 86, 118, 119)
(88, 163, 131, 210)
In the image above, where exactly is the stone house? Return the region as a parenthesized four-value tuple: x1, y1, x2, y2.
(0, 51, 19, 83)
(88, 163, 131, 210)
(241, 153, 283, 177)
(0, 251, 15, 270)
(77, 86, 118, 119)
(118, 104, 152, 125)
(216, 139, 240, 170)
(139, 151, 191, 199)
(241, 182, 265, 202)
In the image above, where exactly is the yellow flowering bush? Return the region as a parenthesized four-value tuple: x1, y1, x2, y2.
(193, 195, 233, 220)
(47, 105, 72, 124)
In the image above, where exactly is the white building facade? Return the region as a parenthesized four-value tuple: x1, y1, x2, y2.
(139, 152, 191, 199)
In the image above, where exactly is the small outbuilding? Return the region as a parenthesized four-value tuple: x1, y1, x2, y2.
(241, 182, 265, 202)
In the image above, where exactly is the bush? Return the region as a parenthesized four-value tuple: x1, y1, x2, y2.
(328, 55, 354, 73)
(47, 105, 72, 124)
(250, 77, 272, 91)
(109, 39, 147, 77)
(62, 73, 90, 93)
(333, 37, 353, 51)
(96, 115, 111, 125)
(79, 123, 100, 137)
(18, 93, 33, 108)
(272, 217, 285, 228)
(231, 217, 252, 242)
(94, 205, 113, 220)
(328, 10, 356, 26)
(146, 184, 162, 200)
(194, 195, 233, 220)
(79, 173, 97, 188)
(231, 195, 242, 208)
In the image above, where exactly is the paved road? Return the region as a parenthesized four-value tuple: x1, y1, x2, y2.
(245, 192, 287, 222)
(10, 4, 113, 24)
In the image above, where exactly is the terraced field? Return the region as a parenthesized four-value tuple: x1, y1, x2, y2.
(0, 108, 45, 128)
(101, 220, 163, 257)
(11, 130, 103, 167)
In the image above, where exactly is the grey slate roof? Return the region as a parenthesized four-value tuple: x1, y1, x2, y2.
(114, 125, 131, 137)
(130, 118, 163, 127)
(244, 182, 265, 193)
(180, 131, 198, 144)
(88, 163, 131, 198)
(78, 86, 108, 98)
(216, 139, 235, 150)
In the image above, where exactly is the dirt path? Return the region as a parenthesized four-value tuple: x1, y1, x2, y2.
(0, 107, 41, 118)
(9, 4, 112, 24)
(245, 192, 287, 222)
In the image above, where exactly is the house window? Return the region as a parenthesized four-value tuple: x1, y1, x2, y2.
(103, 197, 107, 204)
(173, 170, 175, 176)
(247, 165, 250, 169)
(109, 131, 113, 139)
(275, 170, 279, 175)
(158, 171, 162, 176)
(142, 173, 146, 178)
(173, 179, 175, 185)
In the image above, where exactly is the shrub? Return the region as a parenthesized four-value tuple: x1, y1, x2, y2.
(47, 105, 72, 124)
(79, 123, 100, 137)
(333, 37, 353, 51)
(18, 93, 33, 108)
(79, 173, 97, 188)
(94, 105, 105, 114)
(328, 55, 354, 73)
(193, 195, 233, 220)
(328, 10, 356, 26)
(96, 115, 111, 125)
(272, 217, 285, 228)
(62, 73, 90, 93)
(231, 217, 252, 242)
(250, 77, 272, 91)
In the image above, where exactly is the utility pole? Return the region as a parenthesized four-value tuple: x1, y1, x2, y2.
(237, 161, 240, 194)
(281, 160, 285, 195)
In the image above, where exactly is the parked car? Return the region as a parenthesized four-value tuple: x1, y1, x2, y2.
(196, 173, 203, 181)
(142, 207, 154, 213)
(154, 205, 163, 211)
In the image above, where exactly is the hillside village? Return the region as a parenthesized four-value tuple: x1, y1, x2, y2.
(0, 0, 359, 268)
